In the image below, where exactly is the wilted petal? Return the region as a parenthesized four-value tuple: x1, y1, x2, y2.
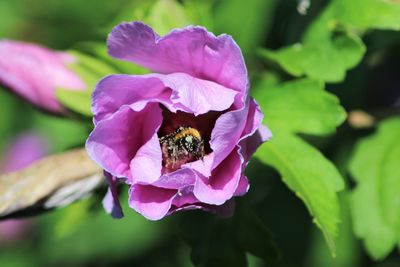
(107, 22, 248, 94)
(128, 184, 177, 220)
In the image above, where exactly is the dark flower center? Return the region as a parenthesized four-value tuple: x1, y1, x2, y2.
(159, 126, 205, 171)
(158, 105, 219, 172)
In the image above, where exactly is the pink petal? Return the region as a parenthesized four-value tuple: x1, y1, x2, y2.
(210, 103, 249, 169)
(152, 73, 237, 116)
(128, 184, 177, 220)
(92, 73, 236, 123)
(182, 152, 214, 178)
(92, 74, 171, 123)
(130, 132, 162, 184)
(193, 148, 242, 205)
(238, 98, 272, 163)
(153, 168, 197, 189)
(0, 40, 85, 113)
(86, 103, 162, 179)
(107, 22, 248, 94)
(102, 172, 123, 219)
(234, 175, 250, 196)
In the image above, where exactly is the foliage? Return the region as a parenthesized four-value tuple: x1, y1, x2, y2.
(1, 0, 400, 267)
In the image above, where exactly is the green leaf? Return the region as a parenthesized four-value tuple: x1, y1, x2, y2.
(255, 133, 344, 255)
(349, 117, 400, 259)
(259, 33, 365, 83)
(68, 51, 117, 78)
(253, 77, 346, 254)
(56, 89, 92, 116)
(333, 0, 400, 31)
(57, 51, 118, 116)
(253, 78, 346, 135)
(147, 0, 192, 36)
(214, 0, 277, 58)
(73, 41, 150, 75)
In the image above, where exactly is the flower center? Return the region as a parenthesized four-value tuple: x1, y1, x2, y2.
(159, 126, 205, 172)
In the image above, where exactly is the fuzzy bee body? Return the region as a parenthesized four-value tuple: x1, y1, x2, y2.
(159, 126, 205, 171)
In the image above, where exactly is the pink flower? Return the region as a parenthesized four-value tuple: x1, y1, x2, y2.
(86, 21, 271, 220)
(0, 133, 48, 246)
(0, 40, 86, 113)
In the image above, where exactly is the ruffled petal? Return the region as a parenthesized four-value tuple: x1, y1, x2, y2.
(128, 184, 177, 220)
(107, 21, 248, 94)
(238, 98, 272, 163)
(86, 103, 162, 179)
(210, 103, 249, 169)
(92, 74, 171, 123)
(152, 73, 237, 116)
(102, 172, 123, 219)
(193, 148, 242, 205)
(92, 73, 236, 123)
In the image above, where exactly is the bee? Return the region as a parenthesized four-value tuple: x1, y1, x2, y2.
(159, 126, 205, 171)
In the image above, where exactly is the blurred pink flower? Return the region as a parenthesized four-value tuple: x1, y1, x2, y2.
(0, 40, 86, 113)
(0, 133, 48, 246)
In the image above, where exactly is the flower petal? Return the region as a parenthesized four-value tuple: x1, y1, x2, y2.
(210, 103, 249, 169)
(129, 132, 162, 184)
(102, 172, 123, 219)
(234, 175, 250, 196)
(92, 74, 171, 123)
(193, 148, 242, 205)
(107, 21, 248, 94)
(128, 184, 177, 220)
(92, 73, 236, 123)
(86, 103, 162, 179)
(152, 72, 237, 115)
(238, 98, 272, 162)
(153, 168, 197, 189)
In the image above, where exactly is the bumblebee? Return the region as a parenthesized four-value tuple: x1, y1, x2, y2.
(159, 126, 205, 170)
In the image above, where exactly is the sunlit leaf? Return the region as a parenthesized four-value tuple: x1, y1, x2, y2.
(215, 0, 277, 58)
(255, 132, 344, 254)
(253, 78, 346, 135)
(349, 117, 400, 259)
(259, 33, 365, 83)
(56, 89, 92, 116)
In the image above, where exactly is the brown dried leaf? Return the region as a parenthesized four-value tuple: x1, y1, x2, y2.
(0, 148, 103, 219)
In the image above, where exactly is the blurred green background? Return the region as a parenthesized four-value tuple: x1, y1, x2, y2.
(1, 0, 400, 267)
